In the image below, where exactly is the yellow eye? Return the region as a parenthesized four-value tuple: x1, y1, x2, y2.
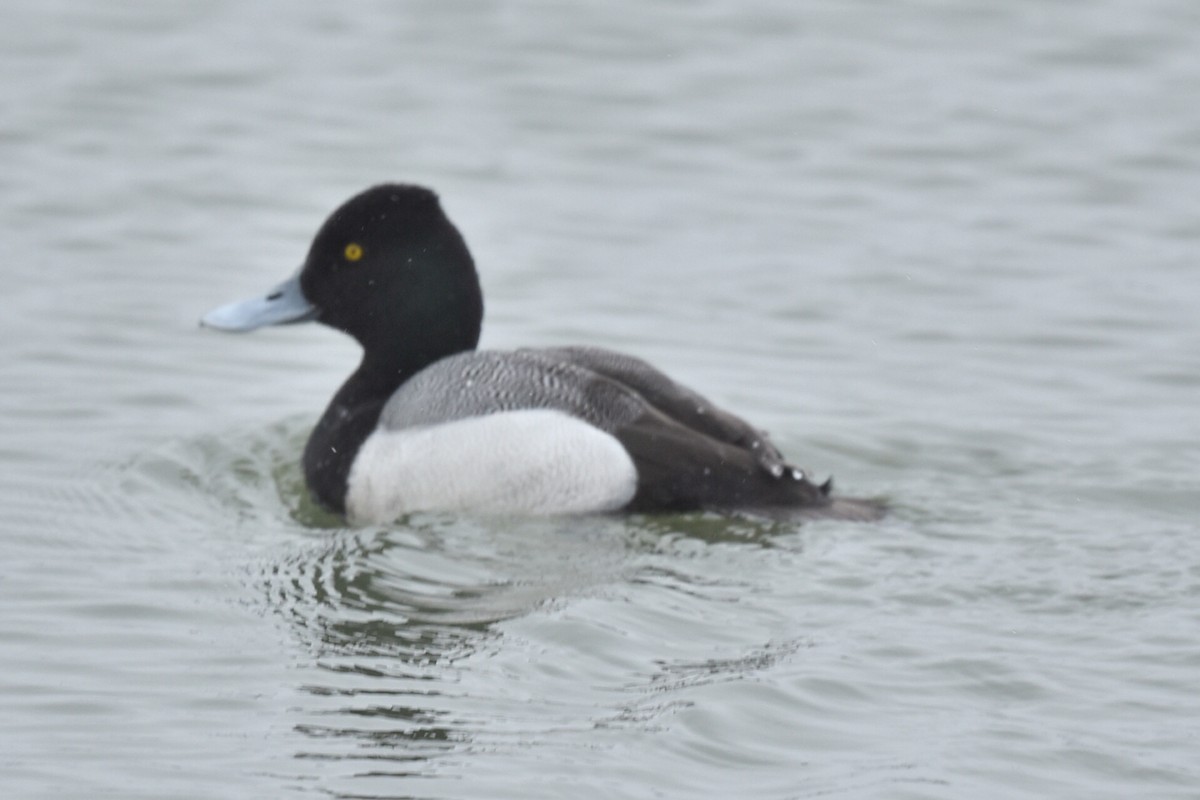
(343, 243, 364, 262)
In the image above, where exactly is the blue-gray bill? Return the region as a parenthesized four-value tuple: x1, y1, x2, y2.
(200, 272, 317, 332)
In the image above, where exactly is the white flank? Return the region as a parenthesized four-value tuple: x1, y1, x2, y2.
(344, 409, 638, 523)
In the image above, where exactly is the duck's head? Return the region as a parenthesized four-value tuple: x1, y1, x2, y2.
(202, 184, 484, 363)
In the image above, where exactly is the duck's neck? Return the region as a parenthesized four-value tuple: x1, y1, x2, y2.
(302, 349, 451, 515)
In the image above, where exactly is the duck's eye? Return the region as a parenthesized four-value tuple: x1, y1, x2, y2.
(343, 243, 364, 262)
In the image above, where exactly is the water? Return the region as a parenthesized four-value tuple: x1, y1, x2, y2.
(3, 0, 1199, 797)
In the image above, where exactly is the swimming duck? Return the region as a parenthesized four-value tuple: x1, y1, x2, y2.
(202, 184, 879, 523)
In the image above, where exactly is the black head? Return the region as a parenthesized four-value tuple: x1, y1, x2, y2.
(299, 184, 484, 366)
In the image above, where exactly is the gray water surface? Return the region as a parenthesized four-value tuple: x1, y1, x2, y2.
(3, 1, 1199, 798)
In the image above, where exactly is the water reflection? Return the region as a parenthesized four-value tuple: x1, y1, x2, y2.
(634, 511, 798, 548)
(257, 514, 630, 790)
(255, 505, 814, 794)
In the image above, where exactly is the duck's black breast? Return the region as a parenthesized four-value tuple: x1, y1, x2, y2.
(302, 379, 391, 516)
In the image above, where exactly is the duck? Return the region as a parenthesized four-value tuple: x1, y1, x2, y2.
(202, 184, 881, 523)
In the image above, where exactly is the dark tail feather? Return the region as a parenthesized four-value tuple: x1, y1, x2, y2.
(615, 414, 882, 520)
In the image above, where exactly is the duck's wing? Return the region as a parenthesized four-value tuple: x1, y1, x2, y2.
(378, 348, 862, 516)
(529, 346, 801, 478)
(385, 346, 799, 476)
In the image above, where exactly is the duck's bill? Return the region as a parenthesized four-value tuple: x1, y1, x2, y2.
(200, 273, 318, 332)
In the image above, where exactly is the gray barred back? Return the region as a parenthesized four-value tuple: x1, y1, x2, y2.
(378, 346, 796, 479)
(378, 348, 648, 433)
